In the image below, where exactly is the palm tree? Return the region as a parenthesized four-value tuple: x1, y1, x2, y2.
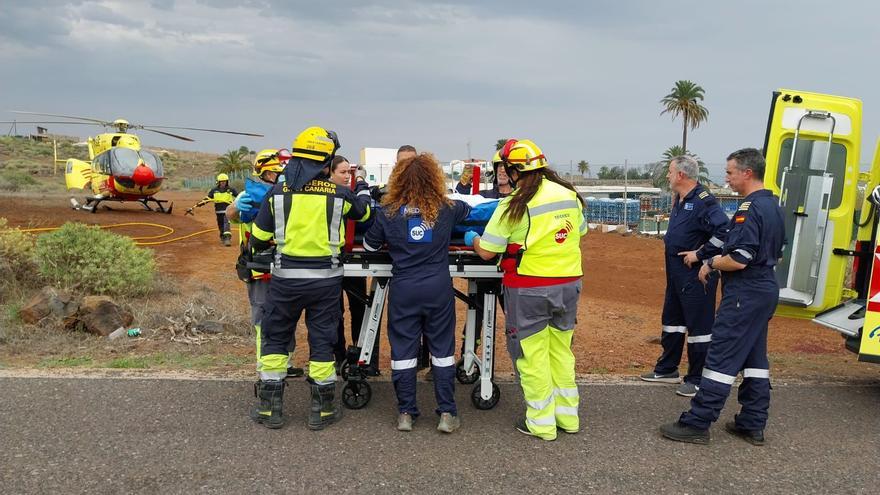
(660, 80, 709, 151)
(652, 145, 710, 190)
(577, 160, 590, 177)
(495, 139, 509, 151)
(215, 149, 250, 174)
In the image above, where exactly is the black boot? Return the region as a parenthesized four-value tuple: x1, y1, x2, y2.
(307, 379, 342, 430)
(249, 380, 285, 429)
(659, 421, 710, 444)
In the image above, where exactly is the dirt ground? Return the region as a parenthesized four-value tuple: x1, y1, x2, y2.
(1, 190, 875, 380)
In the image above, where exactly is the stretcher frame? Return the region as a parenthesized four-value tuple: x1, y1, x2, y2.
(339, 248, 503, 410)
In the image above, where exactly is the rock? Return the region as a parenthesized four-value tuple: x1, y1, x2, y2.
(76, 296, 134, 336)
(20, 287, 79, 324)
(645, 335, 662, 345)
(194, 320, 229, 334)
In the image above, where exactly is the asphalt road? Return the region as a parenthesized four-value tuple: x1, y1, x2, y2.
(1, 376, 878, 494)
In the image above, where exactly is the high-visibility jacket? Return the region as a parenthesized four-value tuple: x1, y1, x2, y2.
(203, 186, 238, 212)
(250, 178, 371, 279)
(480, 177, 586, 287)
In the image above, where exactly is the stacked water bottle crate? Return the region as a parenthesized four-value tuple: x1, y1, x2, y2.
(584, 197, 640, 225)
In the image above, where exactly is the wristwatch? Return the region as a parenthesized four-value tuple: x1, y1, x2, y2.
(707, 256, 716, 269)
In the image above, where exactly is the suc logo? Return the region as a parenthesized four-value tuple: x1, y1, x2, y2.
(410, 226, 425, 240)
(555, 220, 574, 244)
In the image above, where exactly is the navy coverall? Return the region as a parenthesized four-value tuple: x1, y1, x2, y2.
(363, 201, 471, 417)
(656, 184, 729, 384)
(679, 189, 785, 431)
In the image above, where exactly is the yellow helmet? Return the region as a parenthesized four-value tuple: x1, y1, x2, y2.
(499, 139, 547, 172)
(491, 151, 502, 165)
(216, 173, 229, 182)
(291, 126, 339, 162)
(253, 148, 286, 176)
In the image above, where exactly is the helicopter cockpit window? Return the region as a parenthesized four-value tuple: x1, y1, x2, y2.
(94, 152, 112, 175)
(139, 150, 164, 177)
(110, 148, 141, 176)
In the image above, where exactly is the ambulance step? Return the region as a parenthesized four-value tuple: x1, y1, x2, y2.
(812, 299, 865, 337)
(778, 288, 813, 307)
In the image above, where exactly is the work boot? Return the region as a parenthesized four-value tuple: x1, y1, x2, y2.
(308, 379, 343, 430)
(724, 421, 765, 446)
(659, 421, 710, 444)
(286, 366, 304, 378)
(639, 371, 680, 383)
(437, 412, 460, 433)
(397, 413, 413, 432)
(249, 380, 285, 429)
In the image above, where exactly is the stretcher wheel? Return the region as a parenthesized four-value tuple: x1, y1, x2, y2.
(471, 382, 500, 410)
(342, 381, 371, 409)
(455, 360, 478, 384)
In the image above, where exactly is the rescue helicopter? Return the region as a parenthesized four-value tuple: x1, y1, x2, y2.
(2, 111, 263, 213)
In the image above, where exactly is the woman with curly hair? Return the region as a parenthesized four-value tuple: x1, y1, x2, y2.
(363, 152, 471, 433)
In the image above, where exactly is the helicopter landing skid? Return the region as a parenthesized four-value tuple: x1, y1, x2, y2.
(74, 196, 174, 214)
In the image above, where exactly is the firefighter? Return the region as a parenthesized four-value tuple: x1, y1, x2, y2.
(226, 149, 303, 380)
(660, 148, 785, 446)
(194, 173, 238, 246)
(247, 127, 371, 430)
(640, 155, 729, 397)
(363, 152, 471, 433)
(468, 139, 586, 441)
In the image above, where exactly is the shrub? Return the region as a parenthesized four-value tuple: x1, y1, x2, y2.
(0, 218, 38, 284)
(35, 223, 156, 296)
(0, 170, 39, 191)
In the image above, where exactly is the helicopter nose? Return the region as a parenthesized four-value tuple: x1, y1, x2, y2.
(132, 164, 156, 186)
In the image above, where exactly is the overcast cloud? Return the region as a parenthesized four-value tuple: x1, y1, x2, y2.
(1, 0, 878, 180)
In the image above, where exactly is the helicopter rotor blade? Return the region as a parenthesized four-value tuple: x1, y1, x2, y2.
(0, 121, 101, 125)
(10, 111, 110, 125)
(140, 125, 263, 137)
(142, 128, 195, 142)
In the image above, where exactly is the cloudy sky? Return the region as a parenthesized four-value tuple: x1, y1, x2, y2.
(1, 0, 878, 179)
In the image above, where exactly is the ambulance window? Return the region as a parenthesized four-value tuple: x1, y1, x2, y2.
(111, 147, 140, 176)
(139, 150, 164, 177)
(776, 138, 847, 210)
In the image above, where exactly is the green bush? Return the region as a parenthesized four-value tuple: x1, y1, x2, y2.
(35, 223, 156, 296)
(0, 170, 39, 191)
(0, 218, 37, 284)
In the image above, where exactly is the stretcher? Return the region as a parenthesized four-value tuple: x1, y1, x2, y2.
(339, 246, 504, 410)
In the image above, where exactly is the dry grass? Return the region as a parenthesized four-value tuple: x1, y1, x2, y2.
(0, 277, 254, 370)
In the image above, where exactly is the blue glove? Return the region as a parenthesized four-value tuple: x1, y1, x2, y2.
(463, 230, 479, 247)
(235, 193, 255, 213)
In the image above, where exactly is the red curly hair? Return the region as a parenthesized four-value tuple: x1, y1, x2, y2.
(381, 152, 452, 224)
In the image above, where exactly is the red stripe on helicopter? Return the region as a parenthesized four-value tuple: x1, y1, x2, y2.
(867, 249, 880, 313)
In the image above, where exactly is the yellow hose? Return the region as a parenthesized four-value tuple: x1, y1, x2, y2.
(16, 222, 216, 246)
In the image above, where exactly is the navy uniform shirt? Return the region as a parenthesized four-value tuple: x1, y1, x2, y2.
(664, 184, 729, 259)
(721, 189, 786, 291)
(363, 200, 471, 277)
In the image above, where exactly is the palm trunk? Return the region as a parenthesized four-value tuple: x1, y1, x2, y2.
(682, 114, 688, 152)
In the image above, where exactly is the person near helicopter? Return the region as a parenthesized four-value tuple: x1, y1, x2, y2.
(247, 127, 372, 430)
(226, 149, 304, 380)
(192, 173, 238, 246)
